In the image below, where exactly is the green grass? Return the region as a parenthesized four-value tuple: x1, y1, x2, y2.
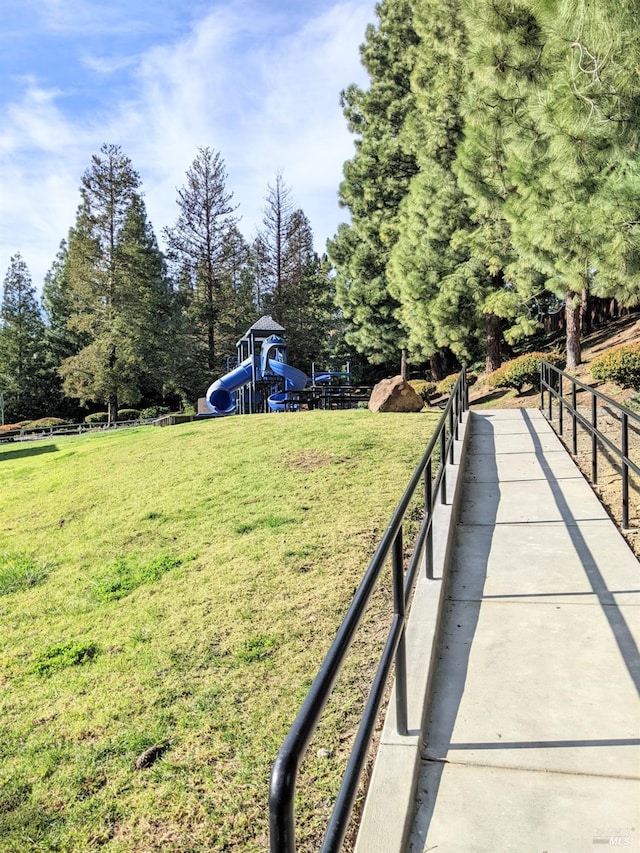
(0, 409, 439, 852)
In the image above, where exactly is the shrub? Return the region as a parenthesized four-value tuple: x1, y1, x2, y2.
(140, 406, 170, 419)
(25, 418, 67, 428)
(0, 421, 30, 432)
(487, 352, 564, 393)
(436, 372, 478, 395)
(85, 412, 108, 424)
(590, 343, 640, 390)
(409, 380, 437, 403)
(117, 408, 141, 421)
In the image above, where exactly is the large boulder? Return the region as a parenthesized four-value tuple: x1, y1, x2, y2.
(368, 376, 424, 413)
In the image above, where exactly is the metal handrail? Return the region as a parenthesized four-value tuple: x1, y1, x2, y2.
(269, 370, 468, 853)
(540, 361, 640, 528)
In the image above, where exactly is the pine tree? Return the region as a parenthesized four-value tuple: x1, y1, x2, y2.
(504, 0, 640, 366)
(254, 176, 336, 370)
(60, 144, 170, 421)
(163, 147, 238, 377)
(0, 253, 47, 420)
(328, 0, 419, 371)
(215, 224, 258, 358)
(41, 241, 87, 420)
(457, 0, 640, 368)
(257, 173, 294, 307)
(389, 0, 494, 372)
(451, 0, 549, 369)
(112, 195, 174, 406)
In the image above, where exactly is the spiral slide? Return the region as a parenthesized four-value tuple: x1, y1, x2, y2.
(205, 357, 254, 416)
(267, 360, 308, 411)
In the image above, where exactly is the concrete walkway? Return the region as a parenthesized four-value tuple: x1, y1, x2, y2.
(406, 408, 640, 852)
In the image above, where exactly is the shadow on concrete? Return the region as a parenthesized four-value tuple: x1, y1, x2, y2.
(0, 443, 59, 462)
(449, 737, 640, 750)
(409, 413, 499, 848)
(521, 408, 640, 694)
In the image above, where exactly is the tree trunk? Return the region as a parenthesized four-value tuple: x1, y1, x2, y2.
(485, 313, 503, 374)
(400, 348, 409, 381)
(581, 288, 591, 334)
(565, 291, 582, 369)
(430, 352, 443, 381)
(107, 344, 118, 425)
(108, 395, 118, 425)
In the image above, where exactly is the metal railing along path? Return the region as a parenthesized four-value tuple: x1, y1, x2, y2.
(269, 370, 469, 853)
(540, 361, 640, 528)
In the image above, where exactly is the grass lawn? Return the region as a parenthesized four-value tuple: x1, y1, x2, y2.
(0, 409, 439, 852)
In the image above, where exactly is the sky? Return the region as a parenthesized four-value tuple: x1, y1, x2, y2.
(0, 0, 376, 292)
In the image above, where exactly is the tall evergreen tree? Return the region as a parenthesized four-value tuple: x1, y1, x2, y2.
(60, 144, 170, 421)
(328, 0, 419, 371)
(163, 147, 238, 378)
(214, 224, 258, 359)
(503, 0, 640, 366)
(257, 173, 294, 307)
(389, 0, 497, 374)
(0, 253, 47, 420)
(457, 0, 640, 368)
(452, 0, 549, 368)
(255, 177, 336, 368)
(41, 241, 87, 420)
(111, 195, 174, 406)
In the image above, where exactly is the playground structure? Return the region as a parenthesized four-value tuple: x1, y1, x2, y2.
(204, 315, 368, 416)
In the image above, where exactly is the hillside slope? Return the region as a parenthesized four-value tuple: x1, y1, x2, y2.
(0, 410, 439, 852)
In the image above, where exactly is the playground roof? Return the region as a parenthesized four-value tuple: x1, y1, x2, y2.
(241, 315, 285, 337)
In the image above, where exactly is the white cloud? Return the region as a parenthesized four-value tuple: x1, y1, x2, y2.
(0, 0, 374, 290)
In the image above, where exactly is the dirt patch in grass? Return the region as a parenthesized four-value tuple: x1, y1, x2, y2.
(287, 450, 338, 471)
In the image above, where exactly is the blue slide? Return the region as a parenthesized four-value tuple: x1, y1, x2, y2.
(205, 357, 253, 416)
(267, 360, 308, 411)
(204, 334, 309, 416)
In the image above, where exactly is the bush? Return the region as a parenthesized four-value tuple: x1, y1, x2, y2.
(0, 421, 30, 432)
(590, 343, 640, 390)
(487, 352, 564, 393)
(84, 412, 108, 424)
(116, 409, 141, 421)
(436, 372, 478, 395)
(140, 406, 170, 419)
(24, 418, 68, 428)
(409, 380, 437, 403)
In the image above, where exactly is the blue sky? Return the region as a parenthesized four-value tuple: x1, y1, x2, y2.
(0, 0, 375, 291)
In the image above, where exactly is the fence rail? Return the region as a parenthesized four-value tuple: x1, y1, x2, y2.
(540, 361, 640, 528)
(0, 419, 157, 442)
(269, 370, 468, 853)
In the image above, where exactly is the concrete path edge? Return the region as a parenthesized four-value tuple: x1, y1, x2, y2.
(354, 410, 471, 853)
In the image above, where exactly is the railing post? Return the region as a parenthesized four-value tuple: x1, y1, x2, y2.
(558, 374, 563, 435)
(393, 529, 408, 736)
(572, 382, 577, 455)
(440, 427, 447, 504)
(269, 755, 297, 853)
(425, 459, 433, 580)
(540, 363, 545, 411)
(548, 367, 553, 421)
(448, 406, 454, 464)
(591, 394, 598, 484)
(622, 412, 629, 529)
